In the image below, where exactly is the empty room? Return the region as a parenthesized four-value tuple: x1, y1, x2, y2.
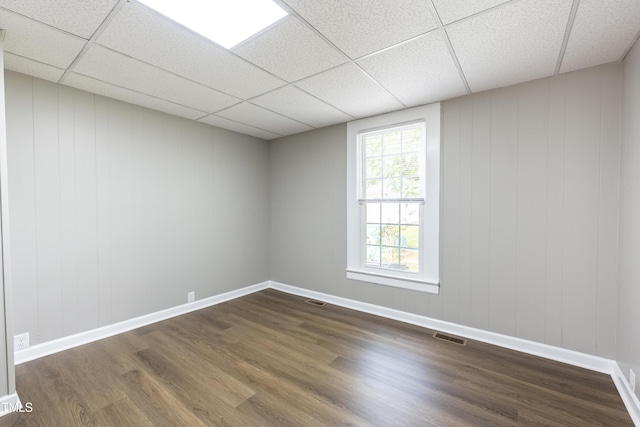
(0, 0, 638, 425)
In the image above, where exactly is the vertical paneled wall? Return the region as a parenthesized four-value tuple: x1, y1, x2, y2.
(443, 63, 621, 358)
(269, 61, 621, 358)
(5, 71, 270, 346)
(618, 38, 640, 397)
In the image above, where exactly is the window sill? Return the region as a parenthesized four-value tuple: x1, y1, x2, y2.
(346, 269, 440, 294)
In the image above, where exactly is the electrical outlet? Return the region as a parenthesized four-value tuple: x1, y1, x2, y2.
(187, 291, 195, 303)
(631, 369, 636, 393)
(14, 333, 29, 351)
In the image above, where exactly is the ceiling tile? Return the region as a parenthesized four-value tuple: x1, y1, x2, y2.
(64, 73, 207, 120)
(357, 31, 468, 107)
(0, 0, 119, 39)
(96, 1, 286, 99)
(446, 0, 572, 93)
(560, 0, 640, 74)
(233, 16, 348, 82)
(73, 45, 240, 114)
(216, 102, 313, 136)
(251, 85, 353, 128)
(0, 8, 86, 69)
(283, 0, 437, 59)
(198, 115, 281, 140)
(432, 0, 511, 25)
(296, 63, 404, 118)
(4, 53, 64, 82)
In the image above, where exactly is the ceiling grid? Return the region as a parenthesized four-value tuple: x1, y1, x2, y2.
(0, 0, 638, 139)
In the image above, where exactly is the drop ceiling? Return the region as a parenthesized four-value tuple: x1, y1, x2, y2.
(1, 0, 639, 140)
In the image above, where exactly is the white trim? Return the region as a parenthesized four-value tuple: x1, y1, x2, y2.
(268, 281, 615, 374)
(11, 279, 638, 424)
(347, 103, 441, 290)
(14, 282, 269, 365)
(346, 269, 439, 294)
(0, 393, 20, 417)
(613, 363, 640, 425)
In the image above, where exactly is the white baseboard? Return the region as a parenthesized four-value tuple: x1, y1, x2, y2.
(12, 279, 639, 425)
(0, 393, 21, 417)
(613, 363, 640, 426)
(270, 281, 640, 425)
(269, 281, 615, 374)
(14, 281, 270, 365)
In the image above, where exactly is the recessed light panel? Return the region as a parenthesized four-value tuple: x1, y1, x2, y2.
(137, 0, 288, 49)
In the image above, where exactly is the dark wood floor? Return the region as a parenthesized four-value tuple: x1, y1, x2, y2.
(0, 289, 632, 426)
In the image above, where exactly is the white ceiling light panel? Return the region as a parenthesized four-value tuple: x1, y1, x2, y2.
(136, 0, 287, 49)
(98, 1, 286, 99)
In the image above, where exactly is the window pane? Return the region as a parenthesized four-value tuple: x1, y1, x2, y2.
(365, 135, 382, 157)
(402, 152, 419, 176)
(401, 203, 420, 225)
(383, 131, 401, 155)
(402, 128, 421, 152)
(367, 245, 381, 264)
(402, 177, 420, 198)
(381, 225, 399, 246)
(381, 203, 399, 224)
(366, 224, 381, 245)
(366, 203, 381, 223)
(366, 157, 382, 179)
(383, 177, 401, 198)
(366, 179, 382, 199)
(400, 225, 419, 249)
(383, 155, 402, 178)
(382, 247, 399, 265)
(400, 249, 419, 272)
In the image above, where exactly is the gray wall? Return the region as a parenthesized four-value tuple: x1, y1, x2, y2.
(5, 71, 270, 346)
(618, 38, 640, 397)
(270, 62, 621, 358)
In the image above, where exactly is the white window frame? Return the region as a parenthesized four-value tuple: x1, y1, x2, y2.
(346, 103, 440, 294)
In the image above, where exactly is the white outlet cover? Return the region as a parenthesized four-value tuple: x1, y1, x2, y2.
(631, 368, 636, 393)
(188, 291, 195, 303)
(14, 333, 29, 351)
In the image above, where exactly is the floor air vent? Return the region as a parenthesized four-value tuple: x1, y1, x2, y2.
(305, 299, 327, 307)
(433, 332, 467, 346)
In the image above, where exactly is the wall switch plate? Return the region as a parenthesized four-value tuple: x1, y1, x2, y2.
(631, 369, 636, 393)
(187, 291, 195, 303)
(14, 333, 29, 351)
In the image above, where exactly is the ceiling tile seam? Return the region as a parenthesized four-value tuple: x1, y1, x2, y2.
(131, 0, 290, 87)
(273, 0, 352, 62)
(0, 6, 91, 40)
(353, 27, 443, 63)
(554, 0, 580, 75)
(243, 83, 357, 121)
(619, 26, 640, 62)
(230, 14, 293, 52)
(438, 0, 523, 28)
(196, 113, 284, 137)
(246, 100, 318, 128)
(3, 51, 66, 72)
(68, 71, 210, 116)
(353, 63, 408, 108)
(57, 0, 129, 84)
(86, 44, 246, 105)
(426, 0, 471, 95)
(212, 99, 319, 130)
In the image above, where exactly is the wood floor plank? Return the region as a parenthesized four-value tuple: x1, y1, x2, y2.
(0, 289, 632, 426)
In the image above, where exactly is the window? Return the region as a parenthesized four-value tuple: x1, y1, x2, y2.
(346, 104, 440, 294)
